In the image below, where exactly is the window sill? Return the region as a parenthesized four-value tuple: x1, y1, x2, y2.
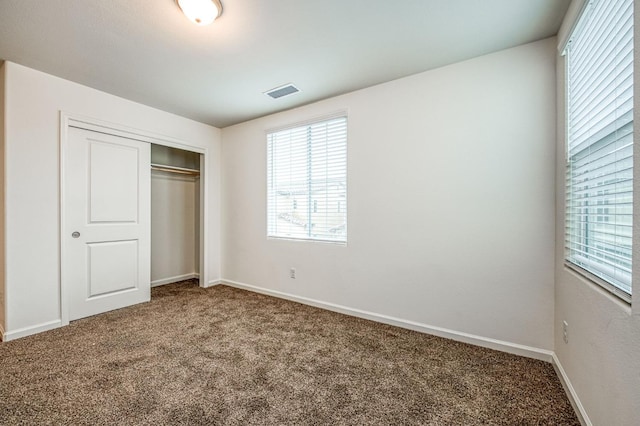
(563, 261, 632, 305)
(267, 236, 347, 246)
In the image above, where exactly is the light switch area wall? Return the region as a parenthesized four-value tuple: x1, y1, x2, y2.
(552, 11, 640, 423)
(151, 171, 199, 286)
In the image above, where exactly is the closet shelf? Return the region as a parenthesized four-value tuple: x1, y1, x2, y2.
(151, 163, 200, 176)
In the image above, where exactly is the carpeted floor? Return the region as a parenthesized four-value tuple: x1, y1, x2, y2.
(0, 279, 579, 425)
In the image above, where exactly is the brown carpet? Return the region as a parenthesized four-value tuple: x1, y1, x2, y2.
(0, 279, 579, 425)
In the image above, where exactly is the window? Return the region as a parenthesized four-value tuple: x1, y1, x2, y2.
(564, 0, 633, 300)
(267, 115, 347, 243)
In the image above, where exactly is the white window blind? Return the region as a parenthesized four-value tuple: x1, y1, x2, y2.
(565, 0, 633, 299)
(267, 116, 347, 243)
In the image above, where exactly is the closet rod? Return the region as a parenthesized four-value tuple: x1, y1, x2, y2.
(151, 163, 200, 176)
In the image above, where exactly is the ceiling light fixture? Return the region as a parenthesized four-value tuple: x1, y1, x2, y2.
(176, 0, 222, 26)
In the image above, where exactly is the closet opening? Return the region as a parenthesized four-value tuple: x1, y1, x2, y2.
(60, 114, 211, 326)
(150, 144, 202, 289)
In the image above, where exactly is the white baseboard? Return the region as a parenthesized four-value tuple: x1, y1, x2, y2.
(151, 273, 199, 287)
(2, 319, 62, 342)
(221, 279, 554, 362)
(204, 279, 222, 288)
(552, 353, 591, 426)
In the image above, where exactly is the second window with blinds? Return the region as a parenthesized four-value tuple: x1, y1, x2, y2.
(564, 0, 633, 301)
(267, 115, 347, 243)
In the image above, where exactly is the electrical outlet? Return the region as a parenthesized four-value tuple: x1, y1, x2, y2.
(289, 268, 296, 279)
(562, 320, 569, 344)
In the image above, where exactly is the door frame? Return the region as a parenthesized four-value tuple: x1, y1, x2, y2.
(59, 112, 209, 326)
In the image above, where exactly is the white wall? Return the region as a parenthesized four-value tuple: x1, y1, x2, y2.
(3, 61, 221, 338)
(0, 61, 5, 335)
(151, 172, 199, 285)
(551, 3, 640, 424)
(221, 38, 557, 353)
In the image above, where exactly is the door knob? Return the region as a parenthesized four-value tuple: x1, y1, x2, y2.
(72, 231, 80, 238)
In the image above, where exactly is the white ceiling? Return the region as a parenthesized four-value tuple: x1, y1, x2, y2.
(0, 0, 570, 128)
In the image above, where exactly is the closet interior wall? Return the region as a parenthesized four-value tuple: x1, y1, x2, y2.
(150, 145, 200, 287)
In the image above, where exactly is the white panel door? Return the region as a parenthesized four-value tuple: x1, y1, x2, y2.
(64, 126, 151, 321)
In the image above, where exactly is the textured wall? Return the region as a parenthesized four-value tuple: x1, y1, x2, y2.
(221, 38, 557, 351)
(552, 1, 640, 423)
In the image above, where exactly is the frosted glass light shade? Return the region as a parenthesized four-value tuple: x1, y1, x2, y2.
(176, 0, 222, 26)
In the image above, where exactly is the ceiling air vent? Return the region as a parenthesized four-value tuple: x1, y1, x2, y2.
(264, 84, 300, 99)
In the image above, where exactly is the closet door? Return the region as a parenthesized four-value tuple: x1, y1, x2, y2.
(64, 127, 151, 321)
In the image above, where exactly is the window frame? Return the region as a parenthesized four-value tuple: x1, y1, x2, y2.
(562, 0, 634, 303)
(265, 112, 348, 245)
